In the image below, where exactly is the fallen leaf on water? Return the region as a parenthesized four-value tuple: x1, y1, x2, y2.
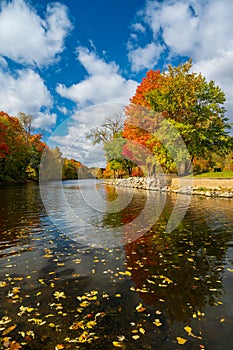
(139, 327, 145, 334)
(153, 319, 162, 327)
(5, 340, 22, 350)
(119, 271, 132, 276)
(147, 279, 156, 284)
(55, 344, 65, 349)
(132, 335, 140, 340)
(184, 326, 192, 335)
(2, 324, 17, 335)
(112, 341, 126, 349)
(28, 318, 46, 326)
(69, 321, 84, 330)
(0, 281, 7, 288)
(136, 303, 146, 312)
(177, 337, 187, 345)
(53, 291, 66, 300)
(184, 326, 202, 340)
(86, 321, 97, 329)
(79, 301, 90, 308)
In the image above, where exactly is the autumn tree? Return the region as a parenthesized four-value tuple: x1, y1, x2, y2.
(0, 112, 29, 181)
(147, 60, 231, 172)
(124, 60, 232, 174)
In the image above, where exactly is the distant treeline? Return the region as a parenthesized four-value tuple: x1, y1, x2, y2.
(0, 111, 95, 183)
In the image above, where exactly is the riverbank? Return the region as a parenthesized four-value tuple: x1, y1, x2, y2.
(104, 175, 233, 198)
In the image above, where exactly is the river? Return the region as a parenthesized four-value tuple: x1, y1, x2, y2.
(0, 179, 233, 349)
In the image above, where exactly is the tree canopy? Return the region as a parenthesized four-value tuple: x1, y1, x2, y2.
(123, 60, 232, 174)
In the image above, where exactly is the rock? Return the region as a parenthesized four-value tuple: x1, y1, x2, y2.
(205, 191, 212, 197)
(104, 176, 233, 199)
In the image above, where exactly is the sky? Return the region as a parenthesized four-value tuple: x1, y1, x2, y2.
(0, 0, 233, 167)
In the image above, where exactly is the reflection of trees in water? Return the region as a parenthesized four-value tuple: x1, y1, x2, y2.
(0, 184, 42, 257)
(123, 195, 233, 323)
(102, 185, 147, 228)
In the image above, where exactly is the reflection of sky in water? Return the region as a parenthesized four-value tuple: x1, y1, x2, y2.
(0, 181, 233, 349)
(40, 180, 166, 248)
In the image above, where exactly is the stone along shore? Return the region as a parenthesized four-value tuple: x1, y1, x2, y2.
(104, 175, 233, 198)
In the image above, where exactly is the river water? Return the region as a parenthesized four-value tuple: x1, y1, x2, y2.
(0, 179, 233, 349)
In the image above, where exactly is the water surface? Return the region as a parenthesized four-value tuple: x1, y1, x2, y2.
(0, 180, 233, 349)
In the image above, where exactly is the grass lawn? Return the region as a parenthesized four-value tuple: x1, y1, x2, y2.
(193, 170, 233, 178)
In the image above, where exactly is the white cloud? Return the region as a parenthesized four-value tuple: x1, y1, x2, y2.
(50, 103, 126, 167)
(57, 106, 69, 115)
(128, 42, 163, 72)
(0, 0, 72, 66)
(0, 68, 56, 129)
(33, 112, 57, 130)
(55, 48, 138, 166)
(56, 47, 138, 108)
(131, 22, 146, 33)
(128, 0, 233, 122)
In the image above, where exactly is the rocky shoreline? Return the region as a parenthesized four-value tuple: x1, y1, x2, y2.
(104, 176, 233, 198)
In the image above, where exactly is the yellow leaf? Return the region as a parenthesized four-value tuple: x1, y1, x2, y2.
(86, 321, 97, 328)
(2, 324, 17, 335)
(177, 337, 187, 345)
(139, 327, 145, 334)
(188, 258, 194, 262)
(48, 323, 55, 327)
(112, 341, 126, 349)
(55, 345, 65, 350)
(69, 321, 84, 330)
(147, 279, 156, 284)
(26, 307, 34, 313)
(53, 291, 66, 300)
(153, 319, 162, 327)
(119, 271, 132, 276)
(136, 303, 145, 312)
(45, 314, 55, 318)
(184, 326, 192, 334)
(132, 335, 140, 340)
(79, 301, 90, 308)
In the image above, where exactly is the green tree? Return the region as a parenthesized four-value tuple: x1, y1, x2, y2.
(86, 113, 135, 177)
(146, 60, 232, 173)
(104, 135, 135, 177)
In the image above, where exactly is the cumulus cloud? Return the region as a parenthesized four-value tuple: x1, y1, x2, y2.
(131, 22, 146, 33)
(0, 68, 56, 129)
(51, 103, 126, 167)
(56, 47, 138, 108)
(0, 0, 72, 66)
(128, 42, 163, 72)
(128, 0, 233, 121)
(55, 48, 139, 165)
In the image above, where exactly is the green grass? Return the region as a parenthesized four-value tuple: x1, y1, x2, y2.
(192, 170, 233, 178)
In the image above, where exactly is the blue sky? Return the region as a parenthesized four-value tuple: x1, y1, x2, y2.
(0, 0, 233, 166)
